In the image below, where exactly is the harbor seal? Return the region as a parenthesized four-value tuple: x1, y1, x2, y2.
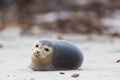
(30, 39, 84, 71)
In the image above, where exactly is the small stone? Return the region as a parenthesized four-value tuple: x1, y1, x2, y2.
(60, 72, 65, 74)
(0, 44, 3, 48)
(57, 34, 64, 40)
(6, 75, 10, 77)
(71, 73, 79, 78)
(30, 78, 34, 80)
(116, 60, 120, 63)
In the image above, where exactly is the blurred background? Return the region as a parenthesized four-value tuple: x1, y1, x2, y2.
(0, 1, 120, 79)
(0, 0, 120, 36)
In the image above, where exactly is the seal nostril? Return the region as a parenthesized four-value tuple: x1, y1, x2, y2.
(37, 51, 40, 54)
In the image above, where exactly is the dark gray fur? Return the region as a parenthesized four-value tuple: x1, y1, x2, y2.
(40, 39, 84, 70)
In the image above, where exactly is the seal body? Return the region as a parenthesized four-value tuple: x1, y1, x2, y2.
(31, 39, 84, 71)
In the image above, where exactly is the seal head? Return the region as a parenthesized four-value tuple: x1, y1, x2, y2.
(31, 40, 54, 71)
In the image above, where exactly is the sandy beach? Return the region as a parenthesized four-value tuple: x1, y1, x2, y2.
(0, 27, 120, 80)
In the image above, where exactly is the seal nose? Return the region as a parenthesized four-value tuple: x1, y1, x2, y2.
(34, 50, 41, 57)
(37, 50, 40, 54)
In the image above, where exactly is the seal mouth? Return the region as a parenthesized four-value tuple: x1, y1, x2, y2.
(34, 52, 40, 57)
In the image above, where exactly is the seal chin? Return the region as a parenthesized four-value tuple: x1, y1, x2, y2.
(38, 55, 46, 59)
(34, 52, 39, 57)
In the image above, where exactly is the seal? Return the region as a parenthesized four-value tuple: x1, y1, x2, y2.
(30, 39, 84, 71)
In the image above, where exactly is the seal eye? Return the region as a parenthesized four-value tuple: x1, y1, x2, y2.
(44, 48, 49, 51)
(35, 44, 39, 48)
